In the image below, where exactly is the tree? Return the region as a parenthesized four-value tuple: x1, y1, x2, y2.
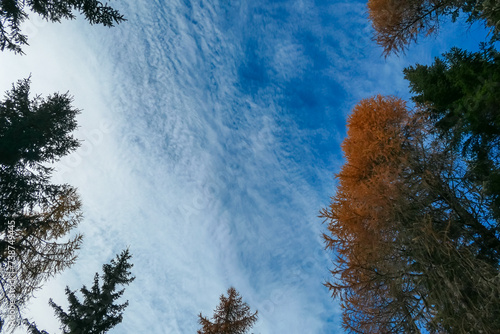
(1, 187, 83, 327)
(24, 319, 49, 334)
(0, 78, 83, 329)
(22, 249, 134, 334)
(0, 0, 125, 54)
(320, 95, 427, 333)
(48, 249, 134, 334)
(198, 287, 258, 334)
(0, 77, 80, 223)
(367, 0, 500, 55)
(481, 0, 500, 33)
(320, 95, 500, 333)
(404, 46, 500, 218)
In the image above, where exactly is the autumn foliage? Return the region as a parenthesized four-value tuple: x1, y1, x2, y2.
(1, 187, 83, 316)
(368, 0, 450, 55)
(367, 0, 500, 55)
(321, 95, 500, 333)
(198, 287, 258, 334)
(323, 95, 405, 267)
(321, 96, 420, 332)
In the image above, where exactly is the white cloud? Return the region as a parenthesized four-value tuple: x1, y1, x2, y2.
(3, 2, 340, 332)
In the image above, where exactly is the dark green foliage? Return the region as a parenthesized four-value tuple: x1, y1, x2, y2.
(24, 319, 50, 334)
(0, 0, 125, 54)
(0, 78, 80, 165)
(402, 49, 500, 332)
(0, 77, 80, 237)
(0, 78, 83, 330)
(404, 46, 500, 217)
(198, 287, 258, 334)
(474, 0, 500, 39)
(48, 249, 134, 334)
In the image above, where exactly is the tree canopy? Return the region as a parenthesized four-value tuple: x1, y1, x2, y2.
(321, 95, 500, 333)
(404, 46, 500, 215)
(368, 0, 500, 55)
(0, 77, 80, 221)
(49, 249, 134, 334)
(0, 0, 125, 54)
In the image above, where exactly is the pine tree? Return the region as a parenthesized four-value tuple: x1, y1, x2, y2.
(47, 249, 135, 334)
(198, 287, 258, 334)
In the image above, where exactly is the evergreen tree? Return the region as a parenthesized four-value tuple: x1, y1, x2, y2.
(0, 78, 83, 328)
(404, 47, 500, 218)
(24, 320, 50, 334)
(0, 0, 125, 54)
(198, 287, 258, 334)
(47, 249, 135, 334)
(0, 77, 80, 229)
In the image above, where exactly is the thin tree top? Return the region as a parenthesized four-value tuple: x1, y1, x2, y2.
(198, 287, 258, 334)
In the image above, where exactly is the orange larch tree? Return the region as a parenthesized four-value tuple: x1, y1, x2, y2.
(321, 95, 500, 333)
(321, 95, 426, 333)
(198, 287, 258, 334)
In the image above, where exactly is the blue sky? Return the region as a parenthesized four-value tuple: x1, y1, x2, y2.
(0, 0, 494, 333)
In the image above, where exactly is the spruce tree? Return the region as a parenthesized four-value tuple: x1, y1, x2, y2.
(0, 77, 80, 233)
(404, 46, 500, 218)
(47, 249, 135, 334)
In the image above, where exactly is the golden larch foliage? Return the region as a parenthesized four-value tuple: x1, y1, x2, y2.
(326, 95, 408, 257)
(320, 95, 419, 333)
(368, 0, 448, 55)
